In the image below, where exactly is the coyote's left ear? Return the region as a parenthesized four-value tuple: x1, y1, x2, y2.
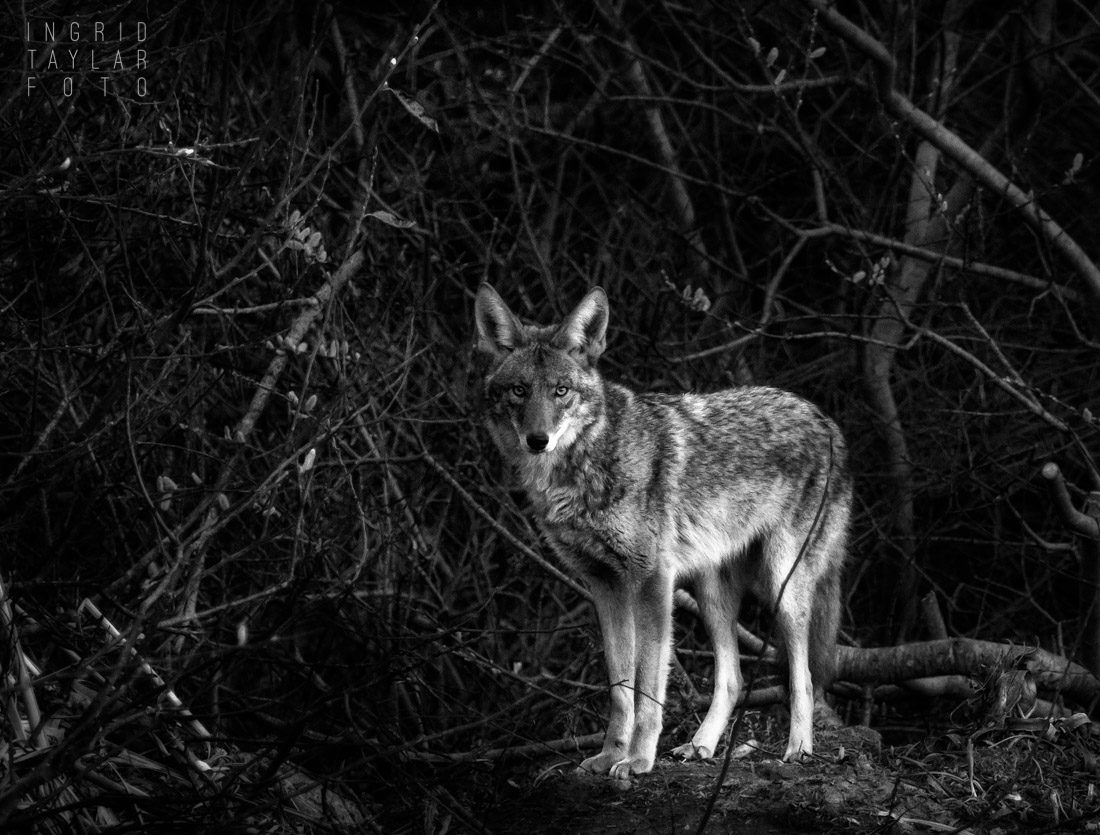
(556, 287, 608, 365)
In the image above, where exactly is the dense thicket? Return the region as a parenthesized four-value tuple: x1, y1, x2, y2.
(1, 0, 1098, 830)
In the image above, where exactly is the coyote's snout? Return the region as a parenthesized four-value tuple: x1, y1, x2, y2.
(472, 283, 851, 780)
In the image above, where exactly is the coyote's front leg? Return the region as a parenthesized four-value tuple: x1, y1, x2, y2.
(670, 569, 743, 761)
(578, 579, 635, 776)
(616, 569, 673, 778)
(580, 571, 673, 779)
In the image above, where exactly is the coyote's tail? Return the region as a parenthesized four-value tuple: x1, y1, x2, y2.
(809, 564, 843, 689)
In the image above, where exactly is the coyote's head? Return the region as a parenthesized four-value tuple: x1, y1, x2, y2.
(473, 283, 608, 456)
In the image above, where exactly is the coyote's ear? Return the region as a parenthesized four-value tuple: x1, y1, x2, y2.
(474, 283, 526, 356)
(555, 287, 608, 365)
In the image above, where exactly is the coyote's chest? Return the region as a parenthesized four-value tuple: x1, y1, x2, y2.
(518, 449, 655, 576)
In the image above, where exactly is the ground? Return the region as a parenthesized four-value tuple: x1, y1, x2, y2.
(476, 720, 1100, 834)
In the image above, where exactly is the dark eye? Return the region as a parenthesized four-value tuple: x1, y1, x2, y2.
(554, 385, 570, 397)
(511, 384, 527, 397)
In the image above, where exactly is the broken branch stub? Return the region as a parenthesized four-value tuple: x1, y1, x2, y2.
(1042, 462, 1100, 680)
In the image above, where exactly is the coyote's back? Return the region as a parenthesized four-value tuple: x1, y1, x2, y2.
(472, 283, 850, 780)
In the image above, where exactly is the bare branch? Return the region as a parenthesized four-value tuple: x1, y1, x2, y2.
(802, 0, 1100, 307)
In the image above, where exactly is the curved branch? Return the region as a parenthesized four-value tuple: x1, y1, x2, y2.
(838, 638, 1100, 706)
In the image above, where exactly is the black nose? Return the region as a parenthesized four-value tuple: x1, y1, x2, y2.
(526, 433, 549, 452)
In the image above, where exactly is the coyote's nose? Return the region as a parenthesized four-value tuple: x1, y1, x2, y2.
(526, 433, 549, 453)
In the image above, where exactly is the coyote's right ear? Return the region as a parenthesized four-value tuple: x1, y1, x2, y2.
(474, 283, 525, 357)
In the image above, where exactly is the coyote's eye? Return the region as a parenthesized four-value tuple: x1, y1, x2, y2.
(511, 384, 527, 398)
(554, 385, 570, 397)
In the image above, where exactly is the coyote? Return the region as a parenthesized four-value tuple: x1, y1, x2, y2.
(472, 283, 850, 780)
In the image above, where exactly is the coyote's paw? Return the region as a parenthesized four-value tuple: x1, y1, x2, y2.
(670, 742, 713, 761)
(579, 749, 654, 779)
(781, 741, 812, 763)
(608, 754, 654, 780)
(578, 751, 620, 775)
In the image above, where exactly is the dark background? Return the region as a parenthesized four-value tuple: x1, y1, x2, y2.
(1, 0, 1098, 830)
